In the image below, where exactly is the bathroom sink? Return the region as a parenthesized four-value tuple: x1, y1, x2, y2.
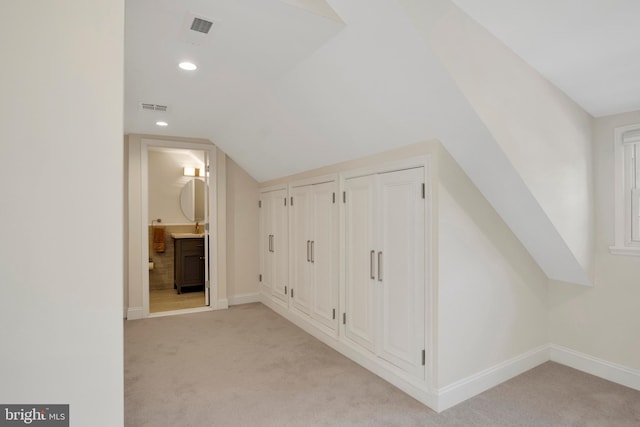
(171, 232, 205, 239)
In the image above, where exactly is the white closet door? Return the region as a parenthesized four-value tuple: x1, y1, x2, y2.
(376, 167, 425, 377)
(260, 191, 274, 293)
(290, 185, 312, 315)
(311, 181, 338, 330)
(344, 175, 376, 352)
(272, 189, 289, 305)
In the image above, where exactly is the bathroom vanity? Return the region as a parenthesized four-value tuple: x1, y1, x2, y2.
(171, 233, 205, 294)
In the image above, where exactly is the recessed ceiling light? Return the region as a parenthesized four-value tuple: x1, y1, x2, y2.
(156, 121, 168, 127)
(178, 61, 197, 71)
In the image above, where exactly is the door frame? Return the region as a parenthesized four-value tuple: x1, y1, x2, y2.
(140, 138, 219, 317)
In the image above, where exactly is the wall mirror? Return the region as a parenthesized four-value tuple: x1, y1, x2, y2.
(179, 178, 206, 221)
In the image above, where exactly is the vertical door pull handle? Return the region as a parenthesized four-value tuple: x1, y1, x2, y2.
(370, 250, 375, 279)
(272, 235, 275, 253)
(307, 240, 311, 262)
(377, 251, 383, 281)
(311, 241, 315, 263)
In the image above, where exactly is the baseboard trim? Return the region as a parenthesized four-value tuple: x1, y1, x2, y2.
(550, 344, 640, 392)
(228, 292, 260, 306)
(436, 344, 550, 412)
(127, 306, 144, 320)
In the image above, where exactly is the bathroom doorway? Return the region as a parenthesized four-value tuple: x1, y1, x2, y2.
(141, 139, 218, 317)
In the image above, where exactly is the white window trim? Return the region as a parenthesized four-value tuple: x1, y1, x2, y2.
(610, 124, 640, 256)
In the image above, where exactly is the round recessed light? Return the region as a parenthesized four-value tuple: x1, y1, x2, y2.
(178, 61, 197, 71)
(156, 121, 168, 127)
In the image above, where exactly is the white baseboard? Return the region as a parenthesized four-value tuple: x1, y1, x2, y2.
(436, 344, 550, 412)
(127, 306, 144, 320)
(550, 344, 640, 392)
(216, 298, 229, 310)
(228, 292, 260, 306)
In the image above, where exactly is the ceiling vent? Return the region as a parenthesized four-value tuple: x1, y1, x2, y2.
(190, 17, 213, 34)
(181, 13, 217, 46)
(139, 103, 168, 112)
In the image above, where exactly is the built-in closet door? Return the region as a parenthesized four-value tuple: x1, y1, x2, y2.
(344, 175, 376, 352)
(290, 185, 313, 315)
(271, 190, 289, 306)
(376, 167, 425, 377)
(260, 188, 288, 306)
(260, 191, 274, 294)
(344, 167, 427, 377)
(310, 181, 338, 331)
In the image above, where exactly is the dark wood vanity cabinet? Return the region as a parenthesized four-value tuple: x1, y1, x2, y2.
(173, 237, 205, 294)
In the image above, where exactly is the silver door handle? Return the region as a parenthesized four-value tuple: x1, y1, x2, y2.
(307, 240, 311, 262)
(377, 251, 383, 281)
(311, 241, 315, 263)
(271, 235, 275, 253)
(370, 250, 375, 279)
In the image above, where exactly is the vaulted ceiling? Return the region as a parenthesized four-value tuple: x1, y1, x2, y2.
(125, 0, 640, 182)
(125, 0, 640, 286)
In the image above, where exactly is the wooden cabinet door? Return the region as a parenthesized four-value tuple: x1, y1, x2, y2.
(376, 167, 425, 377)
(311, 181, 338, 331)
(344, 175, 376, 352)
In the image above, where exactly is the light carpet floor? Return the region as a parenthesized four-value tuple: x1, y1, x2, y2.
(124, 303, 640, 426)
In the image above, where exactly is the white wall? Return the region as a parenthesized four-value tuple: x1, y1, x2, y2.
(436, 147, 548, 388)
(226, 158, 260, 299)
(0, 1, 124, 425)
(399, 0, 594, 287)
(549, 110, 640, 371)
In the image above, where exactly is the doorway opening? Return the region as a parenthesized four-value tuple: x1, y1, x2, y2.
(141, 139, 218, 317)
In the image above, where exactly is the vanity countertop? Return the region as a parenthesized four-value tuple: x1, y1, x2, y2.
(171, 232, 205, 239)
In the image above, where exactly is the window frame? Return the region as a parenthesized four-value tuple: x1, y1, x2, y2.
(611, 124, 640, 256)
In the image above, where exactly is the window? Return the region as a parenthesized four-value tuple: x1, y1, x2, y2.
(611, 124, 640, 255)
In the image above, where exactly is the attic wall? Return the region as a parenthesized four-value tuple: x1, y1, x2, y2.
(226, 157, 260, 299)
(399, 0, 594, 286)
(549, 110, 640, 372)
(0, 1, 124, 424)
(436, 145, 548, 389)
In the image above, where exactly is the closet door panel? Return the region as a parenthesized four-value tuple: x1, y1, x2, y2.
(290, 185, 312, 315)
(377, 168, 425, 376)
(272, 189, 289, 305)
(311, 181, 338, 330)
(260, 192, 274, 293)
(344, 175, 376, 352)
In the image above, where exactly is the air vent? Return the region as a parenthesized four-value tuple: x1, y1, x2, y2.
(140, 103, 168, 112)
(190, 17, 213, 34)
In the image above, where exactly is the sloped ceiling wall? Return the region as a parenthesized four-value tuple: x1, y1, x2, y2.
(125, 0, 594, 285)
